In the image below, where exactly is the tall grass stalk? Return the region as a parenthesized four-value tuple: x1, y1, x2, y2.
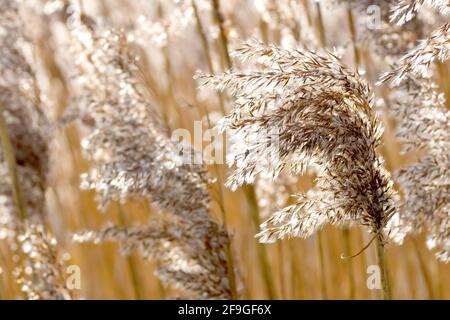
(375, 235, 391, 300)
(191, 0, 226, 115)
(209, 1, 276, 299)
(0, 103, 27, 220)
(211, 0, 232, 70)
(317, 230, 328, 299)
(201, 105, 238, 300)
(313, 5, 330, 300)
(412, 238, 435, 299)
(343, 228, 355, 299)
(117, 204, 145, 300)
(244, 185, 277, 299)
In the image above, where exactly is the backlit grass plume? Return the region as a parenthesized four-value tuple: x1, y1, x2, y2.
(0, 0, 71, 300)
(64, 13, 234, 299)
(337, 0, 424, 61)
(390, 0, 450, 26)
(388, 77, 449, 262)
(197, 40, 400, 244)
(379, 23, 450, 84)
(380, 1, 449, 263)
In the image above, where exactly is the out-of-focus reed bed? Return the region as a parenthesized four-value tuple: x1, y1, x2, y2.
(0, 0, 449, 299)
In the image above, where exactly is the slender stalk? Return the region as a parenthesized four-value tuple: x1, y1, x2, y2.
(437, 62, 450, 109)
(375, 234, 391, 300)
(211, 0, 232, 70)
(208, 0, 275, 299)
(213, 175, 239, 300)
(402, 246, 417, 299)
(0, 103, 28, 220)
(432, 256, 444, 299)
(155, 267, 166, 299)
(157, 3, 180, 128)
(289, 239, 303, 299)
(287, 0, 301, 42)
(259, 18, 269, 44)
(0, 103, 33, 299)
(199, 103, 238, 300)
(412, 238, 435, 299)
(301, 0, 313, 27)
(192, 0, 214, 74)
(192, 0, 226, 115)
(212, 2, 280, 297)
(343, 228, 355, 299)
(277, 241, 286, 299)
(346, 8, 361, 68)
(117, 204, 145, 300)
(244, 185, 277, 300)
(317, 230, 328, 299)
(315, 1, 327, 47)
(0, 248, 6, 299)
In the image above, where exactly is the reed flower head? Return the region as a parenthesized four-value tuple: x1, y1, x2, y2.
(390, 0, 450, 26)
(74, 216, 232, 299)
(379, 23, 450, 84)
(0, 0, 49, 230)
(387, 76, 449, 262)
(198, 40, 400, 243)
(0, 0, 72, 299)
(15, 223, 72, 299)
(336, 0, 425, 61)
(378, 1, 449, 262)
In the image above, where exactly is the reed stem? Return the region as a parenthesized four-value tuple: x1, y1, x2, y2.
(302, 0, 313, 27)
(315, 2, 327, 47)
(317, 230, 328, 299)
(277, 241, 286, 299)
(311, 1, 331, 300)
(375, 234, 391, 300)
(243, 185, 277, 300)
(346, 8, 361, 68)
(0, 103, 28, 220)
(437, 62, 450, 109)
(211, 0, 232, 70)
(343, 228, 356, 299)
(412, 238, 435, 299)
(200, 103, 238, 300)
(117, 204, 145, 300)
(192, 0, 226, 114)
